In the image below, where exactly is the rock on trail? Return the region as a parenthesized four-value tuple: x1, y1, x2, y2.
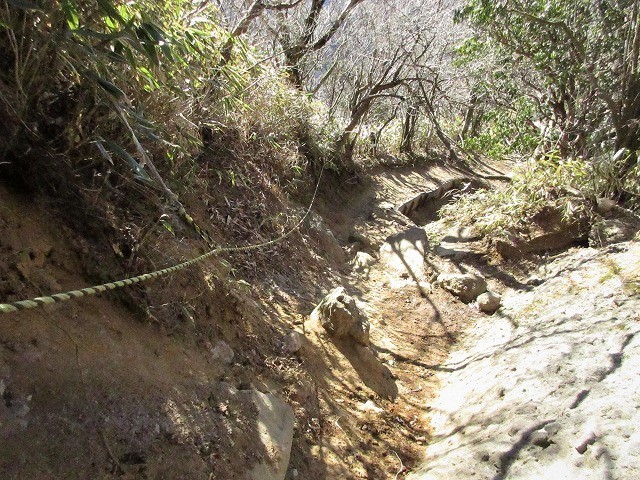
(308, 287, 370, 346)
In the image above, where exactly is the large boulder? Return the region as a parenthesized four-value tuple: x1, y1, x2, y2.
(379, 227, 428, 280)
(246, 390, 295, 480)
(437, 273, 487, 303)
(304, 210, 345, 264)
(309, 287, 370, 346)
(209, 382, 295, 480)
(589, 217, 640, 247)
(588, 201, 640, 248)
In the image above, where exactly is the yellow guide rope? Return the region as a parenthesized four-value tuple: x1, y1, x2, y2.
(0, 169, 323, 315)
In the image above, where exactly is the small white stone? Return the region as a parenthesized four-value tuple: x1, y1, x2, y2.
(351, 251, 376, 273)
(477, 291, 502, 313)
(438, 273, 488, 303)
(211, 341, 235, 365)
(359, 400, 383, 413)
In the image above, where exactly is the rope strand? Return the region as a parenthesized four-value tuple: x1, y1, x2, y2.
(0, 168, 323, 315)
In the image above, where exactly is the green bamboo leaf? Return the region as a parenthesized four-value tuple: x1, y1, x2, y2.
(103, 49, 128, 64)
(121, 46, 139, 71)
(96, 77, 126, 100)
(127, 109, 156, 129)
(139, 127, 163, 143)
(160, 220, 175, 235)
(134, 25, 159, 66)
(142, 43, 160, 66)
(62, 0, 79, 29)
(136, 66, 161, 89)
(96, 0, 125, 25)
(142, 22, 175, 62)
(142, 22, 166, 42)
(103, 140, 152, 183)
(94, 139, 114, 165)
(73, 28, 126, 42)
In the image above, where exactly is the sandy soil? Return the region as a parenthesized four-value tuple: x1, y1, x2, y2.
(408, 242, 640, 479)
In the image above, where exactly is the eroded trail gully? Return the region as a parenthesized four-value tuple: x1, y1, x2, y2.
(316, 162, 640, 480)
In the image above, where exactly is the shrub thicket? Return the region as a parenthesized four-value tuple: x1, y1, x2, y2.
(0, 0, 318, 198)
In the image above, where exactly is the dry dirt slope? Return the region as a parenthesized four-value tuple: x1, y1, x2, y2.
(0, 162, 485, 480)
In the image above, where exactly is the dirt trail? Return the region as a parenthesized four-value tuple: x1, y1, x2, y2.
(298, 159, 513, 478)
(0, 160, 490, 479)
(317, 159, 640, 480)
(10, 155, 634, 480)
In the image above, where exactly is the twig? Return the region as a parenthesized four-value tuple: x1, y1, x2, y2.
(392, 450, 404, 479)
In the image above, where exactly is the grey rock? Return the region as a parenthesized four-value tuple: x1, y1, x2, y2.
(530, 429, 551, 448)
(575, 431, 597, 454)
(437, 273, 487, 303)
(589, 217, 640, 247)
(348, 226, 374, 250)
(442, 225, 482, 243)
(359, 399, 384, 413)
(543, 421, 561, 437)
(283, 331, 303, 354)
(477, 291, 502, 313)
(305, 211, 345, 264)
(309, 287, 370, 345)
(213, 383, 294, 480)
(351, 251, 376, 273)
(211, 340, 235, 365)
(248, 391, 295, 480)
(526, 276, 544, 286)
(435, 225, 482, 258)
(494, 206, 590, 259)
(596, 198, 617, 214)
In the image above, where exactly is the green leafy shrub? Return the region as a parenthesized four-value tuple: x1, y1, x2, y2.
(440, 153, 595, 234)
(0, 0, 254, 189)
(460, 99, 538, 161)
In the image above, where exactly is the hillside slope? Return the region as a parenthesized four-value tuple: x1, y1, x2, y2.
(1, 160, 639, 479)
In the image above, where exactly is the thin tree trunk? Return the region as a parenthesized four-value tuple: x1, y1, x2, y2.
(400, 107, 417, 154)
(461, 94, 477, 139)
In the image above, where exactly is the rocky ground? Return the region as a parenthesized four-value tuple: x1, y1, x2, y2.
(321, 161, 640, 479)
(407, 241, 640, 480)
